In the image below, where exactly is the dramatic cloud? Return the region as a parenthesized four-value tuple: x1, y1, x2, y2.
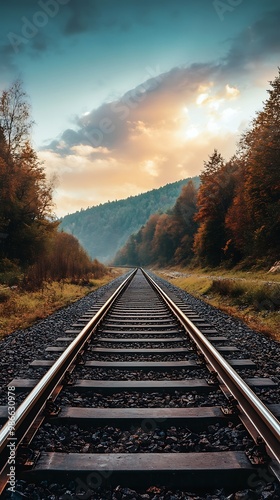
(42, 61, 243, 215)
(39, 5, 280, 216)
(223, 9, 280, 73)
(2, 1, 276, 217)
(47, 63, 221, 152)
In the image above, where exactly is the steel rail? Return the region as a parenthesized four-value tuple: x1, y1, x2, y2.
(141, 269, 280, 467)
(0, 268, 137, 477)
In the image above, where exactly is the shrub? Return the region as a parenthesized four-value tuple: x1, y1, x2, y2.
(210, 279, 244, 298)
(248, 284, 280, 312)
(209, 279, 280, 311)
(92, 259, 107, 279)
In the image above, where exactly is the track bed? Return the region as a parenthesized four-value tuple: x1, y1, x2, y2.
(0, 269, 279, 499)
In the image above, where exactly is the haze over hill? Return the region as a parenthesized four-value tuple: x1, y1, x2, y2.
(59, 177, 199, 262)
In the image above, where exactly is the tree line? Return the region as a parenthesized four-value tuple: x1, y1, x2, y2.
(114, 69, 280, 268)
(60, 176, 199, 262)
(0, 80, 106, 288)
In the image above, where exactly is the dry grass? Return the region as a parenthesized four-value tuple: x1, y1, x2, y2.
(157, 268, 280, 342)
(0, 268, 126, 340)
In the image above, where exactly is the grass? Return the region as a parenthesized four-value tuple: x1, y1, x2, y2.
(0, 268, 126, 340)
(156, 267, 280, 341)
(1, 264, 278, 342)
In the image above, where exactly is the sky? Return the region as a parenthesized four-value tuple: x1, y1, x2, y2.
(1, 0, 280, 217)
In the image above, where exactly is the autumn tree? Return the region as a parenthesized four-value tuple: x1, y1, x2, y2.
(114, 181, 198, 267)
(151, 181, 198, 267)
(0, 79, 33, 157)
(137, 214, 161, 265)
(193, 150, 238, 265)
(152, 214, 179, 266)
(172, 180, 198, 265)
(25, 232, 107, 288)
(224, 165, 250, 260)
(48, 232, 93, 281)
(114, 233, 141, 266)
(0, 80, 57, 267)
(229, 70, 280, 260)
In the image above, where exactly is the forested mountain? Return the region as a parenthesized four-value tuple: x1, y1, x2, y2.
(114, 180, 198, 267)
(59, 177, 199, 262)
(114, 69, 280, 268)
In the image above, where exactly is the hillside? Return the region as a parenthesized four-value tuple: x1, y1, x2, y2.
(59, 177, 199, 262)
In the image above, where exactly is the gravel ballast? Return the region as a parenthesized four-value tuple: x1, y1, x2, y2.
(1, 270, 279, 499)
(0, 273, 130, 405)
(31, 421, 254, 454)
(57, 389, 228, 408)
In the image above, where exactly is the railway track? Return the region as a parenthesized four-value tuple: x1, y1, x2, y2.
(0, 268, 279, 498)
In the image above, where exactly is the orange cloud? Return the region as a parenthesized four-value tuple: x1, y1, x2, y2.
(41, 66, 245, 216)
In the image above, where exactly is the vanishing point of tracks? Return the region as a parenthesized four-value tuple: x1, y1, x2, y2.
(0, 268, 280, 498)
